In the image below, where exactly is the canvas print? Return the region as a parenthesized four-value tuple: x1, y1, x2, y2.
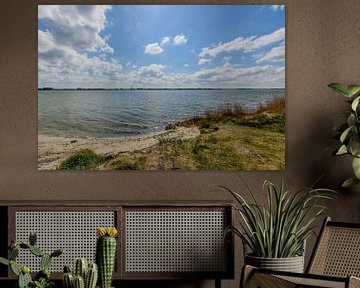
(38, 5, 285, 170)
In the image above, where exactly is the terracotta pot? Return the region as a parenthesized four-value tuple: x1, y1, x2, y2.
(245, 254, 305, 273)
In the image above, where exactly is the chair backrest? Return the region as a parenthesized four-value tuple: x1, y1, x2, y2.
(307, 217, 360, 277)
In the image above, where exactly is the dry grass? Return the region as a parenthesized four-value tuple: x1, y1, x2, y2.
(166, 95, 285, 129)
(256, 95, 285, 114)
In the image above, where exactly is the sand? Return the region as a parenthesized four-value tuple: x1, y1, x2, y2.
(38, 126, 200, 170)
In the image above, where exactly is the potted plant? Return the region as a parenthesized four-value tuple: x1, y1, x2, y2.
(62, 258, 98, 288)
(0, 232, 63, 288)
(222, 179, 334, 273)
(328, 83, 360, 187)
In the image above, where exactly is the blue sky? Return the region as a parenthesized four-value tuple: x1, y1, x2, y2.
(38, 5, 285, 88)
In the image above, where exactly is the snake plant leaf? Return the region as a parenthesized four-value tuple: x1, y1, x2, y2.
(328, 83, 351, 97)
(351, 96, 360, 111)
(342, 177, 360, 188)
(347, 85, 360, 97)
(352, 157, 360, 179)
(340, 127, 353, 143)
(336, 144, 348, 155)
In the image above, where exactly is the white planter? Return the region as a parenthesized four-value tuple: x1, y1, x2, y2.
(245, 254, 305, 273)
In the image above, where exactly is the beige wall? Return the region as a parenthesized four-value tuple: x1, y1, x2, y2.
(1, 0, 360, 287)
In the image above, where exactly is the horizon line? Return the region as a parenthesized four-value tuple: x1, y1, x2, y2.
(38, 87, 285, 90)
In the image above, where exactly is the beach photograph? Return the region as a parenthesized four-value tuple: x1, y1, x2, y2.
(38, 5, 285, 170)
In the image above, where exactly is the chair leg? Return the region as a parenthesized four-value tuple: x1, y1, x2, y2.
(215, 278, 221, 288)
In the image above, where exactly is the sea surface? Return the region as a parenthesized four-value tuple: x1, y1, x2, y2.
(38, 89, 285, 139)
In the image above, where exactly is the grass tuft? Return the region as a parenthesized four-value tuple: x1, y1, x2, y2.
(166, 95, 285, 130)
(256, 95, 285, 114)
(58, 149, 110, 170)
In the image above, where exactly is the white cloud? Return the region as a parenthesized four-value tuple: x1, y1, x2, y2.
(161, 36, 171, 46)
(256, 45, 285, 62)
(38, 5, 113, 53)
(144, 42, 164, 55)
(271, 5, 285, 11)
(183, 64, 189, 67)
(191, 63, 284, 88)
(173, 34, 188, 45)
(198, 58, 212, 65)
(199, 27, 285, 58)
(122, 62, 284, 88)
(38, 28, 123, 88)
(137, 64, 165, 78)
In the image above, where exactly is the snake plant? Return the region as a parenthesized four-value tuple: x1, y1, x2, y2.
(328, 83, 360, 187)
(223, 179, 334, 258)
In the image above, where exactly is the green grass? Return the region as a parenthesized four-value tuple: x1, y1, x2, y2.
(107, 114, 285, 170)
(231, 113, 285, 133)
(58, 149, 111, 170)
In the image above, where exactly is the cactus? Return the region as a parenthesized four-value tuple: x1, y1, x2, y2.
(0, 232, 63, 288)
(96, 227, 118, 288)
(51, 248, 64, 258)
(74, 258, 88, 279)
(0, 257, 9, 266)
(9, 246, 19, 260)
(29, 245, 44, 257)
(85, 263, 98, 288)
(63, 260, 98, 288)
(74, 275, 85, 288)
(35, 268, 50, 282)
(41, 253, 52, 270)
(29, 232, 37, 246)
(10, 260, 20, 276)
(63, 272, 74, 288)
(18, 269, 32, 288)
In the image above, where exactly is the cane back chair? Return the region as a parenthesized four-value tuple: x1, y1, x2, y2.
(241, 217, 360, 288)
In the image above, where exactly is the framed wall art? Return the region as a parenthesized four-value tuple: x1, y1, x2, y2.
(38, 5, 285, 171)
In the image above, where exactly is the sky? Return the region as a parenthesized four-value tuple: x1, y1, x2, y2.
(38, 5, 285, 89)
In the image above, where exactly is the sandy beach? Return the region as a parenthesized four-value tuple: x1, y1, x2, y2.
(38, 126, 200, 170)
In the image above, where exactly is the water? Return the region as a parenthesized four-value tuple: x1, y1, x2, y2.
(38, 89, 285, 139)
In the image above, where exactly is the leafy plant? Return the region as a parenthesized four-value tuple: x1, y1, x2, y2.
(222, 179, 334, 258)
(0, 232, 63, 288)
(328, 83, 360, 187)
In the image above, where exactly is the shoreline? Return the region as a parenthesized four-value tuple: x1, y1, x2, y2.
(38, 126, 200, 170)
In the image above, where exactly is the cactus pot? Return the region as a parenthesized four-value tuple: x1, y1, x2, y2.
(245, 254, 304, 273)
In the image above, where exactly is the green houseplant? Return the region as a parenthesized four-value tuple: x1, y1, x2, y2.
(62, 258, 98, 288)
(0, 232, 63, 288)
(223, 179, 334, 272)
(328, 83, 360, 187)
(96, 227, 118, 288)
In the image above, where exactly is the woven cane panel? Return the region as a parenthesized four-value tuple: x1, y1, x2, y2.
(125, 210, 227, 273)
(15, 211, 115, 272)
(277, 275, 345, 288)
(310, 226, 360, 277)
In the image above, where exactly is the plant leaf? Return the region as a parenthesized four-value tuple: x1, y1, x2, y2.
(340, 126, 353, 143)
(342, 177, 360, 188)
(328, 83, 351, 97)
(347, 85, 360, 97)
(336, 145, 348, 155)
(352, 157, 360, 179)
(351, 96, 360, 111)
